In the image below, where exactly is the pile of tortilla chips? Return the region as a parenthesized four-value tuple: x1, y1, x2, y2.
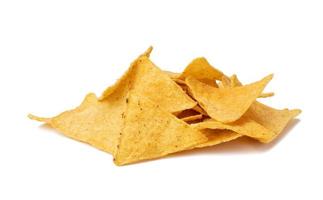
(29, 47, 301, 166)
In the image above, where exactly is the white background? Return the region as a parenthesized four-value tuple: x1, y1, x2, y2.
(0, 0, 322, 199)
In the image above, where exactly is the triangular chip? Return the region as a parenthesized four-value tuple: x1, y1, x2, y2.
(192, 116, 276, 143)
(221, 75, 274, 98)
(186, 74, 273, 123)
(180, 114, 203, 123)
(100, 48, 196, 113)
(230, 75, 301, 142)
(245, 102, 301, 142)
(28, 93, 123, 154)
(114, 93, 208, 166)
(179, 57, 224, 86)
(195, 129, 242, 148)
(258, 92, 274, 98)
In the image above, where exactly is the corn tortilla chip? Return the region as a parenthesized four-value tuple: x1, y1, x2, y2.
(221, 75, 274, 98)
(186, 74, 273, 123)
(195, 129, 242, 148)
(28, 93, 123, 154)
(231, 75, 301, 142)
(181, 114, 203, 122)
(100, 48, 196, 113)
(258, 92, 275, 98)
(192, 116, 276, 143)
(114, 93, 208, 165)
(245, 102, 301, 142)
(179, 57, 223, 87)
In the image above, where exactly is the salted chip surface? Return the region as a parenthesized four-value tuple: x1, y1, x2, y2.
(186, 74, 273, 123)
(114, 93, 208, 166)
(100, 49, 196, 113)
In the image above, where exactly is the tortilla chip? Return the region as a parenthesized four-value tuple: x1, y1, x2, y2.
(114, 94, 208, 165)
(245, 102, 301, 142)
(221, 75, 274, 98)
(179, 57, 223, 86)
(195, 129, 242, 148)
(192, 116, 276, 143)
(181, 114, 203, 122)
(229, 74, 241, 87)
(220, 75, 232, 88)
(186, 74, 273, 123)
(258, 92, 275, 98)
(28, 93, 122, 154)
(100, 48, 196, 113)
(230, 75, 301, 142)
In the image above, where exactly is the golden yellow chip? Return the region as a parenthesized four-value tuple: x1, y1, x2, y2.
(179, 57, 223, 87)
(186, 74, 273, 123)
(221, 75, 274, 98)
(195, 129, 242, 148)
(230, 75, 301, 142)
(114, 93, 208, 165)
(245, 102, 301, 142)
(192, 116, 276, 143)
(100, 48, 196, 113)
(258, 92, 275, 98)
(180, 114, 203, 123)
(29, 47, 301, 165)
(29, 93, 122, 154)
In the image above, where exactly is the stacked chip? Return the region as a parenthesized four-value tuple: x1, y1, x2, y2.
(29, 47, 301, 165)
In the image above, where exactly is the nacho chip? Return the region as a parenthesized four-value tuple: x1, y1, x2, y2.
(258, 92, 275, 98)
(181, 114, 203, 122)
(220, 75, 232, 88)
(114, 94, 208, 165)
(195, 129, 242, 148)
(29, 47, 301, 165)
(221, 75, 274, 98)
(179, 57, 223, 87)
(28, 93, 122, 154)
(192, 116, 276, 143)
(100, 48, 196, 113)
(230, 75, 301, 142)
(245, 102, 301, 142)
(186, 74, 273, 123)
